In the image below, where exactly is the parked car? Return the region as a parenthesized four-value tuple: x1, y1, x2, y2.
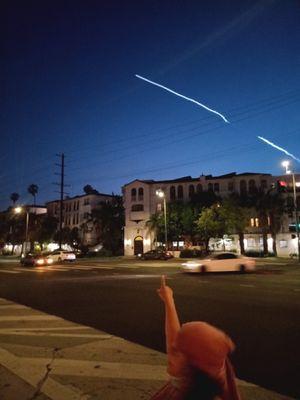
(20, 253, 54, 267)
(48, 250, 76, 263)
(181, 252, 255, 273)
(137, 250, 174, 260)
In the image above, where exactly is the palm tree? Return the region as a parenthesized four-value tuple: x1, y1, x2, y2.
(10, 192, 20, 205)
(28, 184, 38, 205)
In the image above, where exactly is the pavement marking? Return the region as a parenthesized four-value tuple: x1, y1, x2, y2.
(27, 357, 168, 381)
(0, 326, 91, 331)
(0, 330, 113, 338)
(0, 269, 20, 274)
(239, 284, 255, 288)
(0, 347, 89, 400)
(0, 315, 61, 322)
(0, 304, 30, 309)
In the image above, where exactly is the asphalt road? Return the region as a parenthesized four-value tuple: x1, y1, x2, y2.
(0, 257, 299, 398)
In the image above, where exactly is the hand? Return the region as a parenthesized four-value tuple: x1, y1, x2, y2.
(157, 275, 173, 303)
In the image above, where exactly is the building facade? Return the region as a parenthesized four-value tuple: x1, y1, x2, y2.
(46, 192, 113, 246)
(123, 172, 300, 257)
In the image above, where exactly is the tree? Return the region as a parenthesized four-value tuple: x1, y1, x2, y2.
(32, 215, 58, 250)
(250, 188, 285, 256)
(83, 185, 99, 195)
(91, 196, 124, 255)
(28, 184, 38, 205)
(10, 193, 20, 205)
(219, 197, 250, 254)
(195, 205, 226, 252)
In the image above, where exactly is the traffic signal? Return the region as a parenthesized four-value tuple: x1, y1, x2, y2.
(277, 180, 287, 192)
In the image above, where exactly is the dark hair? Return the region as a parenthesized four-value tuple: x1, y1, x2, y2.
(186, 370, 221, 400)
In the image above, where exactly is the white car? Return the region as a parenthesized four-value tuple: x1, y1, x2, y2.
(181, 252, 255, 273)
(48, 250, 76, 263)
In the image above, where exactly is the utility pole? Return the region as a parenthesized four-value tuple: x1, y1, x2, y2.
(53, 153, 69, 250)
(59, 153, 65, 250)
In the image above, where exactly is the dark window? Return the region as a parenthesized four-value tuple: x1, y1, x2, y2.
(177, 185, 184, 199)
(170, 186, 176, 200)
(228, 182, 234, 191)
(248, 179, 257, 194)
(215, 253, 237, 260)
(131, 204, 144, 212)
(196, 184, 203, 193)
(188, 185, 195, 198)
(138, 187, 144, 201)
(214, 183, 220, 192)
(261, 180, 267, 190)
(240, 180, 247, 194)
(208, 183, 213, 191)
(131, 188, 137, 201)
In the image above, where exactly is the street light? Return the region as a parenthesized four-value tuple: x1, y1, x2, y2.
(282, 160, 300, 262)
(14, 206, 30, 255)
(156, 189, 168, 250)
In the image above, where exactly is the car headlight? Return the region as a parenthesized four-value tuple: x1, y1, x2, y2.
(36, 259, 44, 265)
(46, 258, 53, 264)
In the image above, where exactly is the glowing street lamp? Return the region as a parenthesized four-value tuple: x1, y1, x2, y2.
(282, 160, 300, 262)
(156, 189, 168, 250)
(14, 206, 30, 255)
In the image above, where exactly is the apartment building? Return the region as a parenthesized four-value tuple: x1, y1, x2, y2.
(46, 192, 113, 245)
(123, 172, 300, 257)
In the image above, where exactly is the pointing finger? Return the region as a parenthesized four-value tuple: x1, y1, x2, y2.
(161, 275, 166, 287)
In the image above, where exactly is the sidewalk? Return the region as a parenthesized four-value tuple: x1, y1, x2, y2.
(0, 297, 295, 400)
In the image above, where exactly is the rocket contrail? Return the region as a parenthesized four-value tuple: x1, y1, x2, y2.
(258, 136, 300, 163)
(135, 74, 229, 123)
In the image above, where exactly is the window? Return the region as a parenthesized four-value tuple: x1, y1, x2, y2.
(170, 186, 176, 200)
(131, 188, 136, 201)
(208, 183, 213, 191)
(84, 198, 90, 205)
(157, 203, 162, 212)
(250, 218, 259, 227)
(240, 180, 247, 194)
(177, 185, 183, 199)
(214, 183, 220, 192)
(138, 187, 144, 201)
(261, 180, 267, 190)
(228, 182, 234, 191)
(196, 183, 203, 193)
(188, 185, 195, 198)
(131, 204, 144, 212)
(215, 253, 237, 260)
(248, 179, 257, 194)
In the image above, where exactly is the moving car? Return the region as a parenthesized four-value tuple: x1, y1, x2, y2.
(20, 253, 53, 267)
(48, 250, 76, 263)
(138, 249, 173, 260)
(181, 252, 255, 273)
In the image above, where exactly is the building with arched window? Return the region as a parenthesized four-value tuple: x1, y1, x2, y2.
(122, 172, 300, 257)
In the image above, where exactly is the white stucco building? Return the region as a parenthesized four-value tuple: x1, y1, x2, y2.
(46, 192, 113, 246)
(123, 172, 300, 257)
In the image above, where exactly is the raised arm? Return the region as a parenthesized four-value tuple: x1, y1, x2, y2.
(157, 276, 185, 376)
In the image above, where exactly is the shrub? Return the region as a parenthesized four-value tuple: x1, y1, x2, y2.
(180, 249, 203, 258)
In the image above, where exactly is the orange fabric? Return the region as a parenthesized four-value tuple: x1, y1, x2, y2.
(175, 322, 241, 400)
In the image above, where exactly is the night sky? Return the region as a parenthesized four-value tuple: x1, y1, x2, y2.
(1, 0, 300, 210)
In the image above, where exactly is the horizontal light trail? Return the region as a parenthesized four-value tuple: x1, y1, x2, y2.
(135, 74, 229, 123)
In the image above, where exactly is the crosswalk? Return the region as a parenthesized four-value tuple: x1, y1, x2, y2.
(0, 264, 114, 274)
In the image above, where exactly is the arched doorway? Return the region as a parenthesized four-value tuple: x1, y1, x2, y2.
(134, 236, 144, 255)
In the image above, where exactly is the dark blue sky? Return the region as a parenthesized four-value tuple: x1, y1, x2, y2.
(1, 0, 300, 209)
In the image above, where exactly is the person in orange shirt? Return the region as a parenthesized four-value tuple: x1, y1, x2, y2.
(151, 276, 241, 400)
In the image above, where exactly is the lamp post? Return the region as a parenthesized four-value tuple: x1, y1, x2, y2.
(282, 161, 300, 262)
(14, 206, 30, 255)
(156, 189, 168, 250)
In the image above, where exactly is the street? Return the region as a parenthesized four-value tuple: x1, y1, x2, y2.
(0, 257, 299, 398)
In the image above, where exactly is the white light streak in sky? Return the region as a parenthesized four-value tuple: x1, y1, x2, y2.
(135, 74, 229, 123)
(258, 136, 300, 163)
